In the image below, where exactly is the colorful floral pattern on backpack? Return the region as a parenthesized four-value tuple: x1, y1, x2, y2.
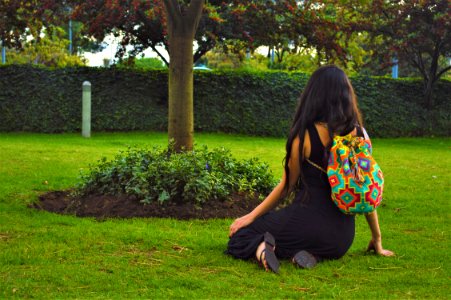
(327, 134, 384, 214)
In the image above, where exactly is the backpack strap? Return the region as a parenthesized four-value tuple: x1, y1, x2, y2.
(306, 158, 327, 173)
(362, 127, 370, 140)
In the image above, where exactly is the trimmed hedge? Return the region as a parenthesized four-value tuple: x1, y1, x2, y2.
(0, 66, 168, 133)
(0, 65, 449, 137)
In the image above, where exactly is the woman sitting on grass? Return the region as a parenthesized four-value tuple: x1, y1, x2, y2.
(226, 65, 394, 273)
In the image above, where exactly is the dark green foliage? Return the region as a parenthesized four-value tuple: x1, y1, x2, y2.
(194, 71, 309, 136)
(0, 65, 168, 132)
(351, 76, 451, 137)
(0, 65, 449, 137)
(75, 145, 277, 204)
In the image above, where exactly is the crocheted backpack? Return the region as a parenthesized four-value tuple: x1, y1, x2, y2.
(326, 133, 384, 214)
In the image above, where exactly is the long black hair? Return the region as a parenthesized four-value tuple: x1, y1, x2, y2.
(283, 65, 363, 193)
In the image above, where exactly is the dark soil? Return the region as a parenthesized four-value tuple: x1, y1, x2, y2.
(31, 191, 262, 220)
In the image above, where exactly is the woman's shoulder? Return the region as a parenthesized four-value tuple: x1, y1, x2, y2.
(288, 130, 311, 160)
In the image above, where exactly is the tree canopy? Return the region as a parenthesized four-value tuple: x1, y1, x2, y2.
(364, 0, 450, 107)
(0, 0, 69, 48)
(70, 0, 362, 66)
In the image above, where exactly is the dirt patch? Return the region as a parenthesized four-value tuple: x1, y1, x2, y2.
(31, 191, 262, 220)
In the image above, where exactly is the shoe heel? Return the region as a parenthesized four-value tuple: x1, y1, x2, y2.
(293, 250, 317, 269)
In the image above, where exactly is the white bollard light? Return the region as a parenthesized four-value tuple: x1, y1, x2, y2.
(82, 81, 91, 138)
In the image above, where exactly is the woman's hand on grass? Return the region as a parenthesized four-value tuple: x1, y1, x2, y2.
(229, 214, 255, 237)
(367, 238, 395, 257)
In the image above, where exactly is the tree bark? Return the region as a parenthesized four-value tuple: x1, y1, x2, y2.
(163, 0, 204, 151)
(168, 33, 195, 151)
(424, 77, 434, 110)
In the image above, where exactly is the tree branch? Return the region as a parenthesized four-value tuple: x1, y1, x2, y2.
(436, 65, 451, 81)
(193, 37, 215, 62)
(410, 56, 428, 81)
(417, 49, 428, 81)
(429, 39, 441, 82)
(185, 0, 205, 31)
(162, 0, 181, 24)
(150, 44, 169, 66)
(193, 48, 208, 63)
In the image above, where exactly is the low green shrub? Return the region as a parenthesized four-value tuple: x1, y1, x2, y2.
(75, 145, 277, 204)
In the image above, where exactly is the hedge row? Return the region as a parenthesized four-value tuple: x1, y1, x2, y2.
(0, 65, 449, 137)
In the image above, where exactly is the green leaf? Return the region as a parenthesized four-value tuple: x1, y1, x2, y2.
(158, 190, 170, 203)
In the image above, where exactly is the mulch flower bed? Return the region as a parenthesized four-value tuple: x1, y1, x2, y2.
(31, 191, 262, 220)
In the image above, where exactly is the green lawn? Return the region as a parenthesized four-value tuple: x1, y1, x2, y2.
(0, 132, 449, 299)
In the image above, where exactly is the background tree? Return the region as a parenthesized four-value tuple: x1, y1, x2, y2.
(365, 0, 451, 108)
(71, 0, 361, 66)
(71, 0, 240, 66)
(226, 0, 360, 67)
(0, 0, 30, 48)
(0, 0, 91, 66)
(6, 27, 85, 67)
(0, 0, 70, 48)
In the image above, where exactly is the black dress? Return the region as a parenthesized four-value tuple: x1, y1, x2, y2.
(226, 125, 355, 260)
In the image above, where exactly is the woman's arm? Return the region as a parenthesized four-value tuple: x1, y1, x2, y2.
(365, 211, 395, 256)
(229, 135, 304, 237)
(361, 129, 394, 256)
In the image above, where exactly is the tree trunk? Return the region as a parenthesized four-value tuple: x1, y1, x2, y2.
(424, 76, 434, 109)
(168, 32, 195, 151)
(163, 0, 204, 152)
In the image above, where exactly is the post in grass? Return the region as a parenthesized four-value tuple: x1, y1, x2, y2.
(1, 41, 5, 64)
(82, 81, 91, 138)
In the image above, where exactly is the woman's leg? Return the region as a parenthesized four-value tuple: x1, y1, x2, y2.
(255, 232, 280, 273)
(255, 242, 267, 269)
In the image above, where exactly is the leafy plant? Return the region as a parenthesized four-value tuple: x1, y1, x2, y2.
(75, 144, 277, 205)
